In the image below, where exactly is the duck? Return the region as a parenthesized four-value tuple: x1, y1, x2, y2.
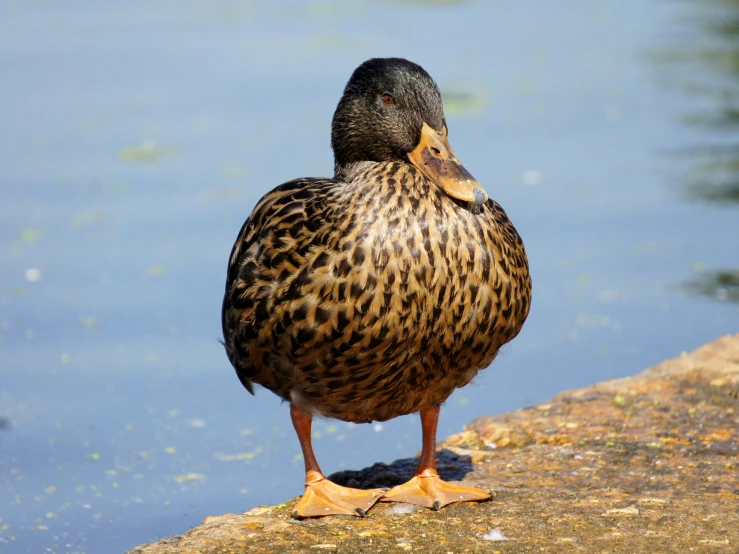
(222, 57, 531, 518)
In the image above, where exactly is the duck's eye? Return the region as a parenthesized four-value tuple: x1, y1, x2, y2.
(381, 93, 395, 105)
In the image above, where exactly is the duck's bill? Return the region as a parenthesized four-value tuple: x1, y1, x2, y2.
(408, 122, 488, 206)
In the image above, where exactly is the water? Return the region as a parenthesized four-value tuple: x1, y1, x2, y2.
(1, 1, 737, 553)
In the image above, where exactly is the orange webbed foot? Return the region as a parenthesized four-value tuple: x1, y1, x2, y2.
(292, 471, 387, 518)
(380, 468, 491, 510)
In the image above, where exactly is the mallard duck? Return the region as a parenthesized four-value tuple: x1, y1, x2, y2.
(222, 58, 531, 518)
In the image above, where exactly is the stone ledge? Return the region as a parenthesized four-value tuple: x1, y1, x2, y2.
(126, 334, 739, 553)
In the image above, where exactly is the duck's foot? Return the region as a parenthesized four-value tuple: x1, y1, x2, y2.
(292, 472, 386, 518)
(379, 468, 491, 510)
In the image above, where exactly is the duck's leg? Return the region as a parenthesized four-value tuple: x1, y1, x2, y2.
(290, 404, 385, 518)
(380, 405, 491, 510)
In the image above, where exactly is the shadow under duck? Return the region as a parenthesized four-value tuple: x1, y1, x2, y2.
(222, 58, 531, 518)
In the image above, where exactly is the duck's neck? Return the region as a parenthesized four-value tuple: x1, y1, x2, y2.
(334, 160, 408, 183)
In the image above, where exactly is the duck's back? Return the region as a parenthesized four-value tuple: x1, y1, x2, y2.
(222, 162, 531, 423)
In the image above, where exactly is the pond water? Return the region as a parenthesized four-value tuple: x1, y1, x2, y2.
(1, 1, 737, 553)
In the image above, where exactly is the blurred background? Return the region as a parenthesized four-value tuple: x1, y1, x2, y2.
(1, 1, 737, 552)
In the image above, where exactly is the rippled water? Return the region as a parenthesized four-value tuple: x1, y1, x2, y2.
(1, 1, 737, 552)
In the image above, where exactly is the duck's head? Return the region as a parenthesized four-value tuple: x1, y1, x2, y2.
(331, 57, 487, 206)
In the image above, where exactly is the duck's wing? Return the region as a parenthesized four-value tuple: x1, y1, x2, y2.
(221, 177, 337, 394)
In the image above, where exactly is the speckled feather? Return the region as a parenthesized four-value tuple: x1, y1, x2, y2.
(222, 161, 531, 423)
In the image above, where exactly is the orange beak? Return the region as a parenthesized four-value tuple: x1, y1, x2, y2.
(408, 122, 487, 206)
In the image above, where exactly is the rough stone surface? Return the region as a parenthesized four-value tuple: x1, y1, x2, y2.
(126, 334, 739, 553)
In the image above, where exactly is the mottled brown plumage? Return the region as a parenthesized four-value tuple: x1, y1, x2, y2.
(221, 58, 531, 517)
(223, 161, 530, 422)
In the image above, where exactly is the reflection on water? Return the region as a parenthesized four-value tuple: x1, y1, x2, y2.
(684, 268, 739, 303)
(663, 0, 739, 203)
(660, 0, 739, 302)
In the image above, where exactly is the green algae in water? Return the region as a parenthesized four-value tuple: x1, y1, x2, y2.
(440, 89, 487, 115)
(118, 140, 178, 163)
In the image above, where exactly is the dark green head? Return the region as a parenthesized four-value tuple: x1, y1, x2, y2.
(331, 58, 487, 205)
